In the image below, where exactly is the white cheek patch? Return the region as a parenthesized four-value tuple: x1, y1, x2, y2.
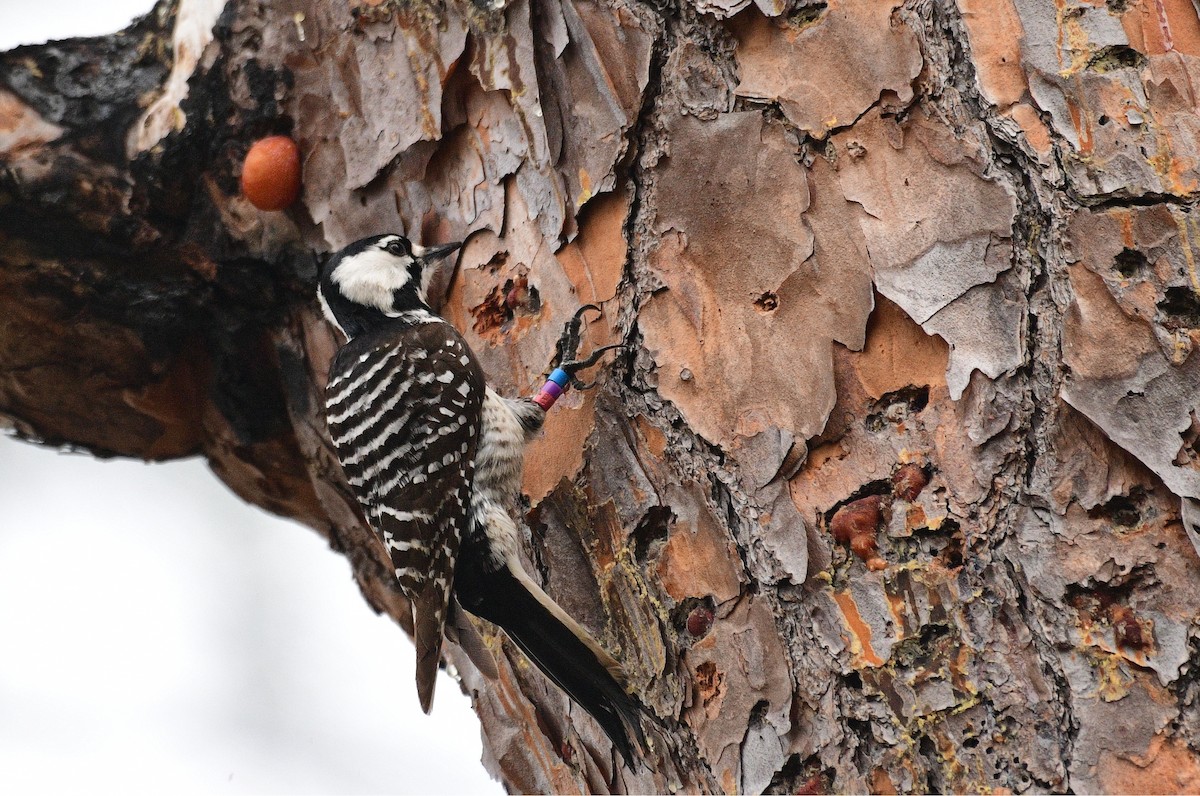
(332, 248, 414, 314)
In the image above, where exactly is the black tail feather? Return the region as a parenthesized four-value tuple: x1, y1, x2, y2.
(456, 556, 644, 768)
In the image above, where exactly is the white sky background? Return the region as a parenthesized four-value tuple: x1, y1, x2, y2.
(0, 2, 500, 793)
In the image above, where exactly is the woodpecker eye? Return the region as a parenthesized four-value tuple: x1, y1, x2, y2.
(385, 239, 408, 257)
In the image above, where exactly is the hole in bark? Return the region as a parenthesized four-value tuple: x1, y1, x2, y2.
(846, 717, 872, 742)
(1087, 491, 1143, 527)
(1158, 286, 1200, 329)
(865, 386, 929, 431)
(482, 249, 509, 271)
(1106, 0, 1131, 11)
(1065, 565, 1154, 624)
(1098, 114, 1111, 126)
(963, 736, 980, 749)
(470, 284, 511, 333)
(935, 519, 964, 568)
(786, 1, 828, 28)
(918, 735, 937, 758)
(694, 661, 725, 707)
(505, 275, 540, 315)
(1114, 247, 1148, 277)
(765, 755, 828, 795)
(632, 505, 673, 560)
(749, 699, 770, 725)
(469, 274, 541, 334)
(1086, 44, 1147, 72)
(891, 622, 952, 669)
(754, 291, 779, 312)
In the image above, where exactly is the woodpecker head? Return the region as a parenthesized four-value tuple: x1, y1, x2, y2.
(317, 234, 462, 340)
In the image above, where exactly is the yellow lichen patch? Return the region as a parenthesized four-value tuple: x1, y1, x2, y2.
(576, 168, 593, 208)
(1093, 651, 1133, 702)
(1172, 209, 1200, 294)
(1055, 0, 1093, 78)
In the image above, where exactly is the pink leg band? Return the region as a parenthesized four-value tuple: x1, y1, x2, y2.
(533, 378, 566, 411)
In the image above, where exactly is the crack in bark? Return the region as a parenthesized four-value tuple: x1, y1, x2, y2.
(905, 0, 1082, 789)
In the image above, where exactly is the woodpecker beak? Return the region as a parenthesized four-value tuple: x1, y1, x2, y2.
(419, 241, 462, 312)
(418, 241, 462, 261)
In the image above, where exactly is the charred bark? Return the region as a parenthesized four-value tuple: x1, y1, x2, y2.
(2, 0, 1199, 792)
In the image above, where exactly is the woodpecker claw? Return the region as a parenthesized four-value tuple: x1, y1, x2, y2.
(574, 304, 603, 320)
(552, 305, 624, 390)
(561, 344, 625, 389)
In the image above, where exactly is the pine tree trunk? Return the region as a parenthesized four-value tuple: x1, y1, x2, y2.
(3, 0, 1200, 792)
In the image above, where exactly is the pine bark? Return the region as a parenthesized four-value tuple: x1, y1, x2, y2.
(3, 0, 1200, 792)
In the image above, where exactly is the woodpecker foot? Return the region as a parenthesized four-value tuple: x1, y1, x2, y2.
(561, 345, 624, 390)
(553, 305, 624, 390)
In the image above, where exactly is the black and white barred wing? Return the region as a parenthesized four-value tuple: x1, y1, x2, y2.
(324, 321, 485, 713)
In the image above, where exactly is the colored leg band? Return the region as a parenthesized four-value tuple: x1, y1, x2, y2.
(534, 374, 568, 411)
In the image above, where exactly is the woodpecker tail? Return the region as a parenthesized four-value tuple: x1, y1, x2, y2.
(413, 580, 450, 714)
(446, 596, 499, 681)
(456, 554, 645, 767)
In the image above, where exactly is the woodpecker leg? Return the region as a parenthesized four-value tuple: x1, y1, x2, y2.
(553, 305, 624, 390)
